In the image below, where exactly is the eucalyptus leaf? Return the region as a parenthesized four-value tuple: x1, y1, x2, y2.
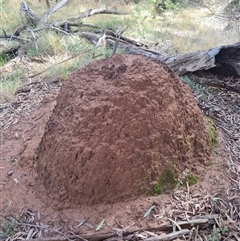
(96, 219, 105, 231)
(144, 205, 155, 218)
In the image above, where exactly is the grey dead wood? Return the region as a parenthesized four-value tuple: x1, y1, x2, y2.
(18, 0, 127, 31)
(26, 215, 218, 241)
(144, 229, 190, 241)
(1, 0, 240, 93)
(79, 31, 240, 94)
(79, 32, 240, 78)
(0, 1, 128, 58)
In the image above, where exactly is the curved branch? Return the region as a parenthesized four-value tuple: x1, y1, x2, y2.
(38, 0, 68, 26)
(67, 8, 128, 22)
(0, 26, 32, 43)
(49, 8, 127, 33)
(20, 1, 40, 27)
(0, 35, 31, 43)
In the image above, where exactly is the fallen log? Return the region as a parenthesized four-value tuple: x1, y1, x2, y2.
(78, 32, 240, 95)
(1, 0, 240, 83)
(80, 31, 240, 78)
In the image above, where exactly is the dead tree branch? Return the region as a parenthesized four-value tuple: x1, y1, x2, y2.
(110, 26, 128, 57)
(20, 1, 40, 27)
(26, 215, 218, 241)
(67, 8, 127, 22)
(1, 1, 128, 57)
(19, 1, 127, 31)
(38, 0, 68, 26)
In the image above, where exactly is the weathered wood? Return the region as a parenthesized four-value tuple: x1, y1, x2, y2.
(20, 1, 40, 27)
(144, 229, 190, 241)
(80, 32, 240, 78)
(164, 49, 219, 75)
(210, 43, 240, 77)
(19, 0, 69, 27)
(19, 1, 127, 31)
(166, 42, 240, 77)
(38, 0, 68, 26)
(79, 32, 165, 62)
(26, 216, 218, 241)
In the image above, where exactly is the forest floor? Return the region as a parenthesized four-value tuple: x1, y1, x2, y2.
(0, 1, 240, 240)
(0, 55, 239, 241)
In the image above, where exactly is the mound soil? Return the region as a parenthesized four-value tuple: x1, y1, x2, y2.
(36, 54, 210, 208)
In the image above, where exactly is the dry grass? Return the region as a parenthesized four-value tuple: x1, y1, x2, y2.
(1, 0, 239, 102)
(2, 0, 239, 53)
(0, 69, 24, 104)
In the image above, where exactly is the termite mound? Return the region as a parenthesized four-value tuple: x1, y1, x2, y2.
(36, 54, 210, 209)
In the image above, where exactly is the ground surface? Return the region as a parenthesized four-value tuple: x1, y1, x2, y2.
(0, 54, 239, 240)
(0, 0, 240, 239)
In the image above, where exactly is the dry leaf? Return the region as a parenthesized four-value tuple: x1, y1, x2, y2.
(144, 205, 155, 218)
(96, 219, 105, 231)
(13, 178, 19, 184)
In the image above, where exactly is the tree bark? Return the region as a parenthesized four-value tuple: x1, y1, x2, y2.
(80, 31, 240, 78)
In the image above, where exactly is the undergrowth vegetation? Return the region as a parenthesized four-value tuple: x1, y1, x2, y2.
(2, 0, 239, 55)
(0, 69, 24, 103)
(0, 0, 239, 104)
(152, 167, 199, 195)
(0, 218, 17, 239)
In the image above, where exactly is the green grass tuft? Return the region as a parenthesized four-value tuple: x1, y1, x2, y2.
(206, 117, 217, 151)
(152, 167, 177, 195)
(0, 69, 24, 103)
(183, 173, 198, 185)
(0, 54, 8, 67)
(0, 218, 17, 239)
(176, 168, 198, 187)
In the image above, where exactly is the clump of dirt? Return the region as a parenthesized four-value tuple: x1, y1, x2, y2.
(36, 54, 210, 209)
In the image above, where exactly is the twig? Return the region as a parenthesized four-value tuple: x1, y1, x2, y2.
(67, 8, 127, 22)
(38, 0, 69, 26)
(29, 47, 97, 78)
(9, 217, 83, 241)
(144, 229, 190, 241)
(2, 28, 7, 36)
(13, 25, 28, 36)
(110, 26, 128, 57)
(49, 26, 70, 35)
(0, 34, 32, 43)
(168, 218, 182, 231)
(9, 217, 48, 228)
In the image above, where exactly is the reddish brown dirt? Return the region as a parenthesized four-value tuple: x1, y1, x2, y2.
(36, 54, 210, 209)
(0, 54, 234, 236)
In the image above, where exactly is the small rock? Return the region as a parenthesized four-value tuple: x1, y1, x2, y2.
(7, 170, 14, 176)
(13, 178, 19, 184)
(11, 158, 18, 163)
